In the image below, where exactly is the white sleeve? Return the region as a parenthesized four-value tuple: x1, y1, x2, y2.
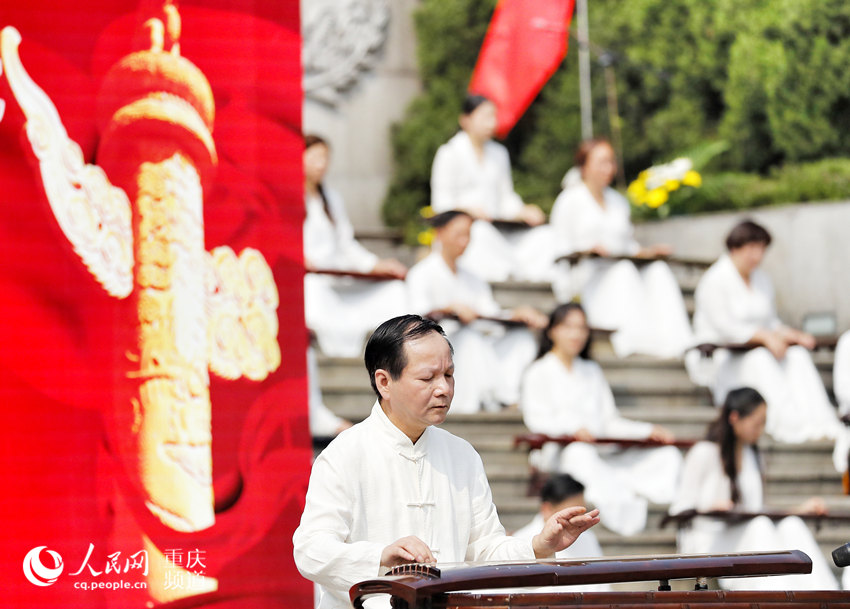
(325, 188, 378, 273)
(292, 448, 385, 596)
(430, 144, 456, 213)
(669, 442, 716, 515)
(405, 262, 437, 315)
(520, 362, 563, 434)
(549, 189, 578, 255)
(594, 364, 652, 439)
(464, 449, 536, 562)
(469, 273, 502, 317)
(495, 145, 523, 220)
(694, 271, 761, 344)
(835, 332, 850, 413)
(614, 191, 641, 256)
(757, 273, 782, 330)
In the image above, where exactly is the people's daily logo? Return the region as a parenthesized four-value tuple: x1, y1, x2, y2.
(23, 546, 64, 586)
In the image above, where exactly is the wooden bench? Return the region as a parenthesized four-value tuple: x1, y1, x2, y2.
(513, 433, 697, 496)
(556, 250, 711, 270)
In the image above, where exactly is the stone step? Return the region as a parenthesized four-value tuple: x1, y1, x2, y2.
(316, 356, 834, 402)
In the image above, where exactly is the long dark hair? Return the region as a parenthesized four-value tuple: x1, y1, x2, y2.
(303, 133, 334, 224)
(706, 387, 766, 504)
(536, 303, 591, 361)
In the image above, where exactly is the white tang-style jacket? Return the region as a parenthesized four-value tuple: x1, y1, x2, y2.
(669, 441, 839, 591)
(549, 183, 692, 358)
(520, 354, 682, 536)
(303, 188, 406, 357)
(687, 255, 844, 451)
(293, 402, 534, 609)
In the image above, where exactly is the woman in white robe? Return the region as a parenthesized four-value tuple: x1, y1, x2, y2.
(686, 220, 846, 458)
(406, 211, 545, 414)
(520, 303, 682, 536)
(430, 94, 555, 281)
(669, 387, 840, 591)
(303, 135, 408, 357)
(549, 139, 693, 358)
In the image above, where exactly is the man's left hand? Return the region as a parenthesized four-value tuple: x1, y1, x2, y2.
(531, 506, 600, 558)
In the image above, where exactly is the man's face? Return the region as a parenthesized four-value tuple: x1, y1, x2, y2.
(378, 331, 454, 442)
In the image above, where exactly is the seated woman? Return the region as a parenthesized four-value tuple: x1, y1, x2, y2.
(669, 387, 840, 591)
(520, 303, 682, 536)
(430, 94, 554, 281)
(687, 220, 846, 458)
(549, 138, 693, 358)
(303, 134, 408, 357)
(406, 210, 546, 413)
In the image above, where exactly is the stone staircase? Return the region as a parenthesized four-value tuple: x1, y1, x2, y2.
(314, 231, 850, 576)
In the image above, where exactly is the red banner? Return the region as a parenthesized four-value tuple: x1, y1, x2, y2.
(0, 1, 312, 607)
(469, 0, 575, 138)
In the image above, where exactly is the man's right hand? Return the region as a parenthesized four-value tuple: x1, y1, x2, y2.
(381, 536, 436, 568)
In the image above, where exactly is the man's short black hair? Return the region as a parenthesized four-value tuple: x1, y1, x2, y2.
(725, 219, 772, 251)
(539, 474, 585, 505)
(364, 315, 452, 400)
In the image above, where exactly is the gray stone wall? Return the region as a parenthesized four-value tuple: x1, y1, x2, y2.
(301, 0, 421, 229)
(634, 201, 850, 333)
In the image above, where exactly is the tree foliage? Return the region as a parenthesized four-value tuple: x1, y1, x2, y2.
(384, 0, 850, 232)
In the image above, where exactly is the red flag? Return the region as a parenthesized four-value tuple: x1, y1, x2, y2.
(469, 0, 575, 138)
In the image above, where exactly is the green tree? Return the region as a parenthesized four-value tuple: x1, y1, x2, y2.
(385, 0, 850, 232)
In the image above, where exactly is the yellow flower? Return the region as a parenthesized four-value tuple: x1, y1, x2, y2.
(417, 228, 434, 246)
(646, 188, 669, 208)
(664, 179, 681, 192)
(627, 179, 648, 205)
(420, 205, 435, 219)
(682, 170, 702, 187)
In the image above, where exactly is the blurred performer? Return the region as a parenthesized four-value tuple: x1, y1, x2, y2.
(669, 387, 840, 591)
(431, 94, 555, 281)
(686, 220, 846, 460)
(307, 346, 352, 438)
(293, 315, 600, 609)
(303, 135, 407, 357)
(550, 139, 693, 358)
(512, 474, 611, 593)
(835, 331, 850, 418)
(521, 303, 681, 536)
(406, 211, 546, 413)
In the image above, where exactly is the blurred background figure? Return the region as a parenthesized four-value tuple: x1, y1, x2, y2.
(669, 387, 841, 591)
(512, 474, 611, 593)
(686, 220, 846, 463)
(550, 138, 693, 359)
(307, 346, 352, 439)
(520, 303, 681, 536)
(303, 135, 408, 357)
(406, 210, 546, 413)
(835, 331, 850, 418)
(431, 94, 556, 282)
